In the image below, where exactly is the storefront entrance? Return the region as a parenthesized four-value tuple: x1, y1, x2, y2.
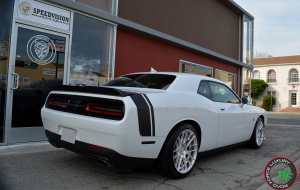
(6, 24, 69, 143)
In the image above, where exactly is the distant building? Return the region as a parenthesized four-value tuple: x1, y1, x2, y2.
(253, 55, 300, 111)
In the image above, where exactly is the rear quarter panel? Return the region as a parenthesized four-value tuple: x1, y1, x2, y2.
(146, 91, 220, 152)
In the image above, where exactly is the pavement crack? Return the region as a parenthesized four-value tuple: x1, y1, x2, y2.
(153, 178, 184, 190)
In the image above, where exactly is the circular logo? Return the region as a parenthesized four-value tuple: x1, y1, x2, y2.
(27, 35, 56, 65)
(19, 2, 33, 16)
(264, 157, 297, 189)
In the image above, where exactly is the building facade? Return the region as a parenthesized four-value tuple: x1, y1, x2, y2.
(0, 0, 254, 145)
(253, 55, 300, 111)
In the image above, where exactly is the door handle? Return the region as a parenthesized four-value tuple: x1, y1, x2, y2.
(12, 73, 19, 90)
(220, 108, 225, 111)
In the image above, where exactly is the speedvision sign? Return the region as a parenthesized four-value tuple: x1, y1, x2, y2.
(17, 0, 71, 31)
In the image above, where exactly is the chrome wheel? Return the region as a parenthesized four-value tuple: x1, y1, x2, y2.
(256, 120, 264, 146)
(173, 129, 198, 174)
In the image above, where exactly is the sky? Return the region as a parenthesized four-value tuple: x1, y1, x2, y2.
(233, 0, 300, 57)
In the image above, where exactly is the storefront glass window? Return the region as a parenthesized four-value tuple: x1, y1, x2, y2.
(0, 0, 14, 142)
(75, 0, 118, 15)
(215, 70, 236, 92)
(12, 28, 65, 128)
(243, 16, 253, 65)
(180, 61, 212, 77)
(70, 13, 115, 86)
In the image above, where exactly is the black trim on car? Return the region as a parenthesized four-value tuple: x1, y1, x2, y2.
(142, 141, 156, 144)
(45, 130, 155, 168)
(130, 94, 152, 136)
(143, 95, 156, 136)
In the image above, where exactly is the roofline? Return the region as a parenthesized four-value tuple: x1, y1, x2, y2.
(219, 0, 254, 20)
(254, 63, 300, 67)
(47, 0, 253, 70)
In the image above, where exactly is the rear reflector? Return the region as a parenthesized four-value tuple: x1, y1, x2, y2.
(49, 98, 68, 108)
(91, 144, 106, 150)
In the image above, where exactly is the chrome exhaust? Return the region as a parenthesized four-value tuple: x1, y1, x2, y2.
(93, 158, 113, 167)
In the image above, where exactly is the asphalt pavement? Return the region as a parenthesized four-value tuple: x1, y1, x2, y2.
(0, 112, 299, 190)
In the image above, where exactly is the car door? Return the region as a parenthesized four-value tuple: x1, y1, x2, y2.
(208, 82, 251, 148)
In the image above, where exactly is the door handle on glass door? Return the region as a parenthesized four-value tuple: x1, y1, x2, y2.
(12, 73, 19, 90)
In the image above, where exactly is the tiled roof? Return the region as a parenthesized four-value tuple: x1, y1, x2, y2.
(253, 55, 300, 65)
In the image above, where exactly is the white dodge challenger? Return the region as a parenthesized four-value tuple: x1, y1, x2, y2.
(41, 72, 267, 178)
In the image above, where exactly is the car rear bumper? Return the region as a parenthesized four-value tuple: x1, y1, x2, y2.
(45, 130, 155, 168)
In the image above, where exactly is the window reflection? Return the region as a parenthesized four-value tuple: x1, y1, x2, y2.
(215, 70, 236, 92)
(243, 68, 251, 98)
(12, 28, 65, 128)
(243, 16, 253, 65)
(180, 61, 212, 77)
(70, 13, 114, 86)
(209, 82, 239, 103)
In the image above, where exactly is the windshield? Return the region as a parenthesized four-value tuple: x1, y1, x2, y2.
(102, 74, 176, 90)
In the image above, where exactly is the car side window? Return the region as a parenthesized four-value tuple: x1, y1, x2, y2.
(208, 82, 240, 103)
(198, 81, 212, 99)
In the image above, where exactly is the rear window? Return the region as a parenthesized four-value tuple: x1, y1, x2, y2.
(102, 74, 176, 90)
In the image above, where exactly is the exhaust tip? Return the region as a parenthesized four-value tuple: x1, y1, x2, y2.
(93, 158, 113, 167)
(49, 141, 61, 148)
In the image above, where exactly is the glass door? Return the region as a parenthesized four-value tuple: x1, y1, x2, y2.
(8, 24, 69, 143)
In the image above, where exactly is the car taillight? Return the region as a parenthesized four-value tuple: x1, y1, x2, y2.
(48, 98, 68, 108)
(86, 103, 123, 116)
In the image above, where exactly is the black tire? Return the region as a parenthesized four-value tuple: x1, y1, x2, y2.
(248, 117, 264, 149)
(157, 123, 199, 179)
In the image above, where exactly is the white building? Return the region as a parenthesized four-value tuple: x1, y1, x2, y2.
(253, 55, 300, 111)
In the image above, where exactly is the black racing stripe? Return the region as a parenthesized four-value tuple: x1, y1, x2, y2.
(143, 95, 155, 136)
(131, 94, 151, 136)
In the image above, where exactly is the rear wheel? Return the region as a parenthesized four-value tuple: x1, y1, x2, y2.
(248, 117, 265, 149)
(158, 123, 199, 179)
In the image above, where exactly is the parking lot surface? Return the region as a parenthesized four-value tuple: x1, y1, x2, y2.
(0, 112, 299, 190)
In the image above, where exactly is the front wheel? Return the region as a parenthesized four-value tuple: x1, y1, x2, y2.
(158, 123, 199, 179)
(248, 117, 265, 149)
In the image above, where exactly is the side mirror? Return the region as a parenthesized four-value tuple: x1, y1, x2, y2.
(240, 97, 248, 108)
(242, 97, 248, 104)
